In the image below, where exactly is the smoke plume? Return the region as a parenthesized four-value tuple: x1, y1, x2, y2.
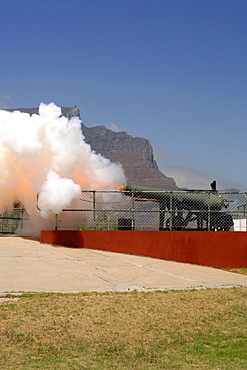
(0, 103, 126, 236)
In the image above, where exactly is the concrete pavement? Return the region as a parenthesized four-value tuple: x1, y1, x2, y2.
(0, 236, 246, 294)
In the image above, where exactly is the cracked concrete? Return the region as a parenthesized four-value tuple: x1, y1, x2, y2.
(0, 236, 246, 293)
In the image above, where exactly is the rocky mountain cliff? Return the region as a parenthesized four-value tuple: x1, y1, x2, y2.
(81, 123, 177, 188)
(6, 106, 177, 189)
(6, 106, 81, 120)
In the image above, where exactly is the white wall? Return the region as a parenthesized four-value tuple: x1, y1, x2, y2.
(233, 219, 247, 231)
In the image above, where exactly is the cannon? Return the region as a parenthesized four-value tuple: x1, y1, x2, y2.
(118, 182, 233, 231)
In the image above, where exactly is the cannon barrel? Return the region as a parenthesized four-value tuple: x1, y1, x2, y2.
(121, 182, 229, 210)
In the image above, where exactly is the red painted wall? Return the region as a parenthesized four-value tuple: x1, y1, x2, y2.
(40, 230, 247, 268)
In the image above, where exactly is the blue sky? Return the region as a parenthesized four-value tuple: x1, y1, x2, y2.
(1, 0, 247, 190)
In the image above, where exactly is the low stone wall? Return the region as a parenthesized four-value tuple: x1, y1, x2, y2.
(40, 230, 247, 269)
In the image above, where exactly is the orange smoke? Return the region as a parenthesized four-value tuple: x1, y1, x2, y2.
(115, 185, 125, 191)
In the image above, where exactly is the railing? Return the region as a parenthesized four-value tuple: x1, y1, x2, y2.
(45, 190, 247, 232)
(0, 207, 28, 235)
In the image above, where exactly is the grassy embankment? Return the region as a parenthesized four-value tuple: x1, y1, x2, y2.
(1, 287, 246, 369)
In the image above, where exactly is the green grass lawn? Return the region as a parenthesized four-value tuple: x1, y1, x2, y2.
(0, 287, 246, 369)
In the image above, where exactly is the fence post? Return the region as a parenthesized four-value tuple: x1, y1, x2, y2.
(93, 191, 96, 221)
(169, 192, 173, 231)
(207, 192, 211, 231)
(21, 207, 24, 229)
(131, 190, 135, 230)
(107, 210, 110, 230)
(245, 193, 247, 231)
(55, 214, 58, 230)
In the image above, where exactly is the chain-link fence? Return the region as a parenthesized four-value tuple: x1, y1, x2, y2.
(0, 206, 28, 235)
(52, 190, 247, 232)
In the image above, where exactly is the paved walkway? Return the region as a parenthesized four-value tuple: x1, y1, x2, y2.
(0, 236, 246, 294)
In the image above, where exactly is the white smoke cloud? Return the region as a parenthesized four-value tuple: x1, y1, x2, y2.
(38, 171, 82, 217)
(0, 102, 126, 236)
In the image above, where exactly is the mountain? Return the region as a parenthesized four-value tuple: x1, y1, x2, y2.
(5, 106, 178, 189)
(5, 106, 80, 120)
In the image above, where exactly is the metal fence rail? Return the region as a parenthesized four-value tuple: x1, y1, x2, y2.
(53, 190, 247, 232)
